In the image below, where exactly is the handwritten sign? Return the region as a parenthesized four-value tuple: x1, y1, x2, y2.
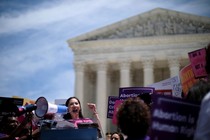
(179, 64, 198, 97)
(148, 76, 182, 97)
(188, 48, 207, 78)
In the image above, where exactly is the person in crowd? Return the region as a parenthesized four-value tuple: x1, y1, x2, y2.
(117, 98, 151, 140)
(185, 79, 210, 103)
(0, 101, 34, 140)
(194, 43, 210, 140)
(0, 113, 34, 140)
(111, 132, 124, 140)
(194, 88, 210, 140)
(106, 132, 111, 140)
(0, 115, 20, 139)
(63, 96, 104, 138)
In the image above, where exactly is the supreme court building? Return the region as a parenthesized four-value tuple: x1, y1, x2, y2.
(67, 8, 210, 133)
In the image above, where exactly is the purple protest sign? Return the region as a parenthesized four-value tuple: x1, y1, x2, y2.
(119, 87, 155, 100)
(150, 94, 200, 140)
(107, 96, 119, 119)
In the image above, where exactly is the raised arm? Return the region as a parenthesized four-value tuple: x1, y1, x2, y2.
(87, 103, 104, 139)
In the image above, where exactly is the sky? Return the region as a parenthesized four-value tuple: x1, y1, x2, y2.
(0, 0, 210, 103)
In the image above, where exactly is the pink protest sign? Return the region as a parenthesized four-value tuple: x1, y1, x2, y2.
(188, 48, 207, 78)
(112, 100, 123, 125)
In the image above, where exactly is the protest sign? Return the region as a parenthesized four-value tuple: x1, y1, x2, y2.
(107, 96, 119, 119)
(179, 64, 198, 97)
(188, 48, 207, 78)
(111, 87, 155, 125)
(119, 87, 155, 100)
(155, 89, 172, 96)
(148, 76, 182, 98)
(112, 100, 123, 125)
(150, 94, 200, 140)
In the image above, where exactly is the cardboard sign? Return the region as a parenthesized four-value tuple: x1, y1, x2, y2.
(179, 64, 198, 97)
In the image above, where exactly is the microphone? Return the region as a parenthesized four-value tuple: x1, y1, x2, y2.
(18, 104, 37, 116)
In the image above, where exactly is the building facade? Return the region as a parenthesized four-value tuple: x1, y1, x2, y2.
(67, 8, 210, 133)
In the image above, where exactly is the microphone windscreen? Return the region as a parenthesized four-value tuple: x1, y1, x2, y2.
(18, 104, 37, 116)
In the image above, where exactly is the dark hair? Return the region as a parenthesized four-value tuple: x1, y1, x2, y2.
(117, 98, 150, 139)
(111, 132, 124, 140)
(137, 93, 152, 105)
(63, 97, 84, 119)
(186, 79, 210, 102)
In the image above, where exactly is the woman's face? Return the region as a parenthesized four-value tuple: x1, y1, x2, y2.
(111, 133, 120, 140)
(7, 116, 19, 132)
(68, 98, 81, 114)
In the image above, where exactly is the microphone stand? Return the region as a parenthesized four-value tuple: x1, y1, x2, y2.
(30, 118, 33, 140)
(27, 112, 33, 140)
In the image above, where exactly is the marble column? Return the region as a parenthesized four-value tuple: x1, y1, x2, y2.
(168, 57, 180, 77)
(142, 58, 154, 86)
(119, 60, 131, 87)
(96, 61, 107, 134)
(74, 62, 85, 109)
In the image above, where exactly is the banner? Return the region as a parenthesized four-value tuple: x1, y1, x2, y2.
(150, 94, 200, 140)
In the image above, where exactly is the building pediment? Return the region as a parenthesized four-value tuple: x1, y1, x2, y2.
(68, 8, 210, 43)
